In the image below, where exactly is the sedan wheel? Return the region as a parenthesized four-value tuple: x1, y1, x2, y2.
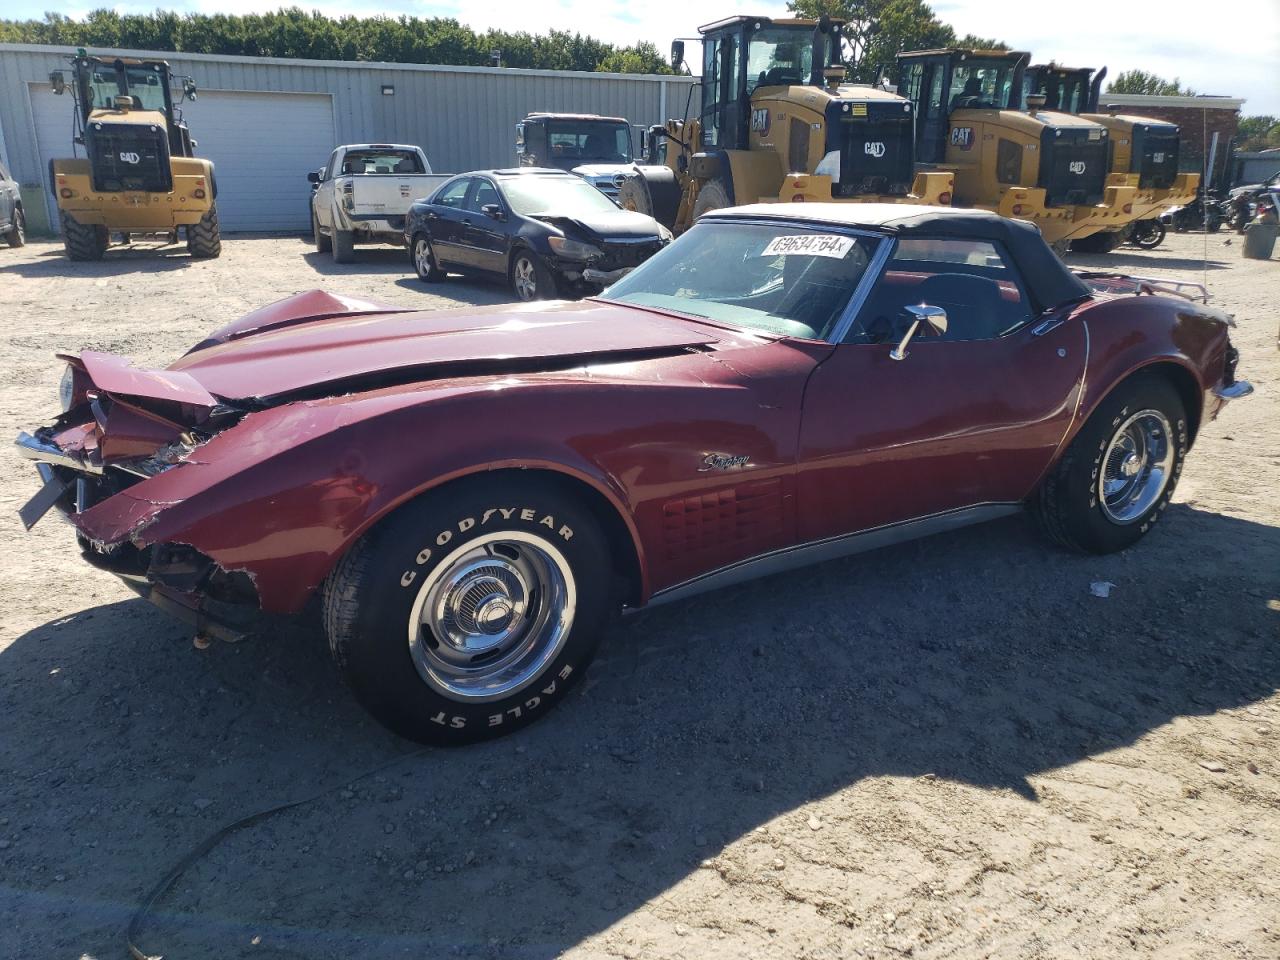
(7, 207, 25, 248)
(1097, 410, 1175, 524)
(413, 236, 445, 282)
(510, 252, 557, 301)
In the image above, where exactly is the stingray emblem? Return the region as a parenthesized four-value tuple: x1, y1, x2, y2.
(119, 151, 141, 164)
(864, 141, 886, 158)
(1068, 160, 1087, 175)
(698, 453, 751, 471)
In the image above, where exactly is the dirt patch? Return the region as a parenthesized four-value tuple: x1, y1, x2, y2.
(0, 233, 1276, 959)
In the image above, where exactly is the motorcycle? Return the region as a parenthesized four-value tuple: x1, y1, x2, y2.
(1125, 218, 1166, 250)
(1163, 194, 1226, 233)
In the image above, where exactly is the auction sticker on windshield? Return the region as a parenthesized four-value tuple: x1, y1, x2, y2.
(760, 234, 855, 258)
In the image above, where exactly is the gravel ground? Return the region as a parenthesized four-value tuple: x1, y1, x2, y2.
(0, 232, 1276, 960)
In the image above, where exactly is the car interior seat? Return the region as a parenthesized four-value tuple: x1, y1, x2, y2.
(915, 272, 1006, 340)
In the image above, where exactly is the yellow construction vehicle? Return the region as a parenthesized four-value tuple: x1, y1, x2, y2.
(48, 51, 220, 261)
(895, 48, 1148, 250)
(1023, 62, 1199, 251)
(618, 15, 953, 233)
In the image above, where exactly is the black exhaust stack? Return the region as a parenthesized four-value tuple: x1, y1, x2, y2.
(1087, 66, 1107, 113)
(809, 16, 836, 88)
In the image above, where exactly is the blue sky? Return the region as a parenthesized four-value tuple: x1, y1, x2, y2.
(6, 0, 1277, 114)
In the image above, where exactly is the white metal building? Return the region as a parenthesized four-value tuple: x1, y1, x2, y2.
(0, 43, 696, 233)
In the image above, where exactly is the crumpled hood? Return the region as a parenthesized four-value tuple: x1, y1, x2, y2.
(162, 298, 716, 403)
(531, 206, 661, 240)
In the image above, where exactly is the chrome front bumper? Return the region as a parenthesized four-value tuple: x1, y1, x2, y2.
(1213, 381, 1254, 400)
(16, 429, 102, 474)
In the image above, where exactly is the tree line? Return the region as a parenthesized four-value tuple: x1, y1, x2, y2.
(0, 9, 674, 75)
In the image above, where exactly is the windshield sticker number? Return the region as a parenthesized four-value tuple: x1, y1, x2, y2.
(760, 235, 854, 258)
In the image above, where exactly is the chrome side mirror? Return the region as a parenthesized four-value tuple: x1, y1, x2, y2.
(889, 304, 948, 360)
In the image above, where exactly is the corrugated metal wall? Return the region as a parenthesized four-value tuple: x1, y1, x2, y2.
(0, 43, 697, 228)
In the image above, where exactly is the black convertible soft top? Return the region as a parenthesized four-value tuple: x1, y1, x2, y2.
(706, 203, 1093, 313)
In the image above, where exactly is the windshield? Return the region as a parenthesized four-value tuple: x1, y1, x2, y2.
(603, 221, 879, 340)
(1030, 71, 1089, 113)
(746, 27, 815, 92)
(949, 59, 1017, 111)
(81, 62, 170, 113)
(501, 176, 621, 217)
(546, 121, 631, 162)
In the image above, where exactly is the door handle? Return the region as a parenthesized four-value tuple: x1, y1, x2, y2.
(425, 211, 439, 220)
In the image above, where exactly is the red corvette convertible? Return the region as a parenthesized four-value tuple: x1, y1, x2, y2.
(18, 204, 1252, 744)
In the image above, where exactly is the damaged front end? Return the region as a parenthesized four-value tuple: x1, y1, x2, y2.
(17, 352, 259, 638)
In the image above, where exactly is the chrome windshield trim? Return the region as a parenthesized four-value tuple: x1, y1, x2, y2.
(826, 234, 896, 344)
(15, 430, 103, 475)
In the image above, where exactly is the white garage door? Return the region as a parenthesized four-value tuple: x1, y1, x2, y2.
(29, 85, 335, 232)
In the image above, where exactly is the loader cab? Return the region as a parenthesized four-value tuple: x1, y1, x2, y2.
(697, 15, 843, 150)
(1024, 64, 1103, 114)
(57, 55, 197, 159)
(896, 49, 1027, 164)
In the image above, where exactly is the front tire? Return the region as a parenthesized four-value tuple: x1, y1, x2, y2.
(412, 234, 446, 282)
(323, 478, 615, 745)
(6, 206, 25, 248)
(510, 249, 557, 301)
(186, 204, 222, 259)
(691, 177, 730, 221)
(1132, 220, 1166, 250)
(1032, 375, 1187, 554)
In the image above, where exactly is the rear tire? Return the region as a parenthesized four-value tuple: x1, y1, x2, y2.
(6, 206, 25, 248)
(332, 227, 355, 264)
(412, 234, 446, 282)
(323, 477, 615, 745)
(691, 178, 731, 221)
(1032, 375, 1187, 554)
(1131, 220, 1166, 250)
(313, 210, 331, 253)
(61, 212, 108, 261)
(186, 204, 222, 259)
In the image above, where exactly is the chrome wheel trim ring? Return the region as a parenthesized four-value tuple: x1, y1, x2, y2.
(407, 531, 575, 702)
(414, 238, 432, 277)
(514, 257, 536, 300)
(1098, 409, 1174, 524)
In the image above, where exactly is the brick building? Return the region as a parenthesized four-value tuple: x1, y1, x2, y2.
(1098, 94, 1244, 191)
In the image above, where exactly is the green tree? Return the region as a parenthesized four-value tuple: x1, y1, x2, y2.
(0, 9, 674, 74)
(1106, 70, 1196, 97)
(1237, 115, 1280, 151)
(787, 0, 1006, 82)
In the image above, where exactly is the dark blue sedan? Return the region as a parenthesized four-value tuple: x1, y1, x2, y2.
(404, 168, 671, 300)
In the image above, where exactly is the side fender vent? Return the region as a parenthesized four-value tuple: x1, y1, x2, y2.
(661, 478, 783, 559)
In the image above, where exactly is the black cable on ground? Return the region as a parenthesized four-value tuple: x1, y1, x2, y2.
(126, 748, 427, 960)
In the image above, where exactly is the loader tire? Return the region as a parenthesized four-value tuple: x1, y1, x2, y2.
(617, 173, 654, 217)
(186, 205, 222, 259)
(1070, 230, 1123, 254)
(333, 228, 356, 264)
(61, 212, 108, 261)
(691, 178, 731, 222)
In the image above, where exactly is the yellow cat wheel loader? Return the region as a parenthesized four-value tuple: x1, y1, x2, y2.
(1023, 63, 1200, 251)
(618, 15, 953, 233)
(48, 51, 220, 261)
(895, 48, 1147, 251)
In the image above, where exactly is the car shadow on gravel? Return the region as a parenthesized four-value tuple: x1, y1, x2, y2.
(1, 506, 1276, 959)
(0, 244, 197, 276)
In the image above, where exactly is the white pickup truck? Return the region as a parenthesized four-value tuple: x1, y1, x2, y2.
(309, 144, 449, 263)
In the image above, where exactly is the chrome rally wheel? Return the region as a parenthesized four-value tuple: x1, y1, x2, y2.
(1098, 410, 1175, 524)
(324, 478, 612, 744)
(408, 533, 575, 701)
